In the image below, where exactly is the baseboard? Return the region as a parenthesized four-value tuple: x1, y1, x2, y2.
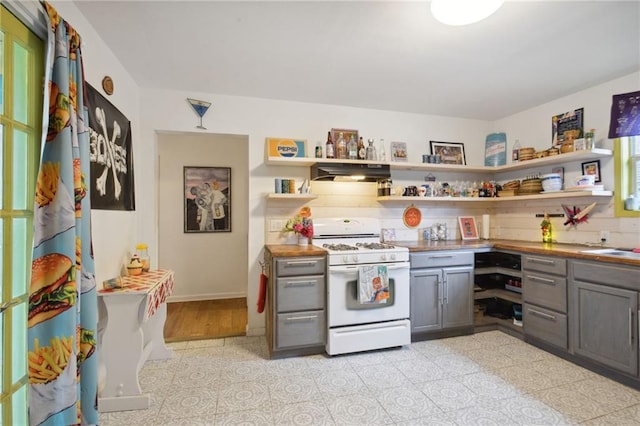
(167, 293, 245, 303)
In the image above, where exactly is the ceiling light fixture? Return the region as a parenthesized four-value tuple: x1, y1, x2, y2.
(430, 0, 504, 26)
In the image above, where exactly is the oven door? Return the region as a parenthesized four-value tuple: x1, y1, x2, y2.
(328, 262, 410, 327)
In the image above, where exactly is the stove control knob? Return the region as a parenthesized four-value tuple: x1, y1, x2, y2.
(352, 255, 359, 263)
(342, 255, 349, 264)
(390, 253, 396, 261)
(380, 253, 387, 261)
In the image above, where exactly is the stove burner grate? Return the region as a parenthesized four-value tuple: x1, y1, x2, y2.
(322, 243, 359, 251)
(356, 242, 397, 250)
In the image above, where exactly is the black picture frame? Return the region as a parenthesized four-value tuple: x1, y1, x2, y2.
(429, 141, 466, 165)
(184, 166, 231, 233)
(581, 160, 601, 183)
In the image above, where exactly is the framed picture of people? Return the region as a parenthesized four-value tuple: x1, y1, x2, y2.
(183, 166, 231, 233)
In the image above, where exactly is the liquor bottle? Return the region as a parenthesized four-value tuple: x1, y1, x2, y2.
(325, 131, 335, 159)
(348, 135, 358, 159)
(336, 132, 347, 159)
(357, 137, 366, 160)
(379, 138, 387, 161)
(366, 138, 377, 160)
(512, 139, 521, 163)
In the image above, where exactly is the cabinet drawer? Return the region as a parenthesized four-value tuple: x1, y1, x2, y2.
(410, 251, 473, 269)
(276, 310, 325, 349)
(522, 255, 566, 276)
(572, 261, 640, 292)
(276, 257, 325, 277)
(523, 303, 567, 350)
(277, 275, 324, 312)
(523, 273, 567, 313)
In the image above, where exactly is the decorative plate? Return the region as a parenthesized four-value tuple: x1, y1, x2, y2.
(403, 205, 422, 228)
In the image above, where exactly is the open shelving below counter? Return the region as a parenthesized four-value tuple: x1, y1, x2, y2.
(266, 148, 613, 173)
(474, 288, 522, 304)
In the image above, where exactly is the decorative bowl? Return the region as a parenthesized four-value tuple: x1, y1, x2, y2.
(541, 173, 562, 192)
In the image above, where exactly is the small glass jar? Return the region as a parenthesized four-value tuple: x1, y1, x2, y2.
(136, 243, 150, 272)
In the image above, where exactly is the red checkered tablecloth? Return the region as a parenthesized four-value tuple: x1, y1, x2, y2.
(99, 269, 174, 320)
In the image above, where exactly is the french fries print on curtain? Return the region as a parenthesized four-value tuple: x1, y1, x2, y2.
(28, 3, 98, 425)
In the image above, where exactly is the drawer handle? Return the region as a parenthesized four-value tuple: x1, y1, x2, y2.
(285, 281, 316, 287)
(429, 255, 454, 260)
(528, 308, 556, 321)
(629, 308, 633, 346)
(285, 261, 318, 267)
(527, 275, 556, 285)
(285, 315, 318, 322)
(528, 257, 555, 265)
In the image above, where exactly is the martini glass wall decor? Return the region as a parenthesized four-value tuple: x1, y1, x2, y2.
(187, 98, 212, 129)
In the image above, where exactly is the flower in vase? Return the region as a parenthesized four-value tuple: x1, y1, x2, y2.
(283, 207, 314, 239)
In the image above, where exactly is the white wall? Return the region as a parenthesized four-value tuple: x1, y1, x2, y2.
(493, 73, 640, 249)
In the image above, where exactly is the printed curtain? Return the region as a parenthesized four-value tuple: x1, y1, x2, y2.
(28, 2, 98, 425)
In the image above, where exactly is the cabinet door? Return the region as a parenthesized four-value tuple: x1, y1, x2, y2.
(410, 269, 442, 333)
(443, 266, 474, 329)
(572, 281, 638, 376)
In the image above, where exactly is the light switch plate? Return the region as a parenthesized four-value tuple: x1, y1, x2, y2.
(269, 219, 284, 232)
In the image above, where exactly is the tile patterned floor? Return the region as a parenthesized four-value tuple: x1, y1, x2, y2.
(99, 331, 640, 425)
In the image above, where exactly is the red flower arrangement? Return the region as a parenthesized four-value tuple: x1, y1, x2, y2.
(283, 206, 314, 239)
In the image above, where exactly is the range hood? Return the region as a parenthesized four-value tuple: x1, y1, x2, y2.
(310, 162, 391, 182)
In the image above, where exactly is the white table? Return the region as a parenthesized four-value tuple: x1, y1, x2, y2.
(97, 269, 174, 412)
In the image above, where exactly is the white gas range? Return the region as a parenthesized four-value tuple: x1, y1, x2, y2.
(312, 218, 411, 355)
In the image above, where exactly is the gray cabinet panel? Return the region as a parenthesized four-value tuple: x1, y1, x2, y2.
(410, 269, 441, 333)
(523, 273, 567, 313)
(522, 255, 567, 276)
(523, 303, 567, 349)
(443, 267, 474, 328)
(571, 280, 638, 376)
(276, 310, 325, 348)
(276, 257, 326, 277)
(276, 275, 324, 312)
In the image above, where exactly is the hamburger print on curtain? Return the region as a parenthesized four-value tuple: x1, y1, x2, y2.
(29, 3, 98, 425)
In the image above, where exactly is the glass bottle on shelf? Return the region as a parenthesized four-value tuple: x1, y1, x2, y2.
(336, 132, 347, 159)
(379, 138, 387, 161)
(325, 131, 335, 159)
(357, 137, 366, 160)
(315, 141, 323, 158)
(348, 135, 358, 159)
(135, 243, 150, 272)
(512, 138, 521, 163)
(366, 138, 377, 160)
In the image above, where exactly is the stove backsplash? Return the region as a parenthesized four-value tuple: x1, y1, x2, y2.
(265, 181, 639, 248)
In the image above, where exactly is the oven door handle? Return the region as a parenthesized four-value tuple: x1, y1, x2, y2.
(330, 264, 410, 273)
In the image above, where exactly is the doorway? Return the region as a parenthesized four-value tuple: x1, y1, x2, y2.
(157, 132, 249, 339)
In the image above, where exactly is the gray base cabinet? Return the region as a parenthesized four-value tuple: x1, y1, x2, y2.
(570, 260, 639, 377)
(265, 254, 326, 358)
(410, 252, 474, 335)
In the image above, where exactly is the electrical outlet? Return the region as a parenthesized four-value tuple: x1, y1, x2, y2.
(599, 230, 610, 244)
(269, 219, 284, 232)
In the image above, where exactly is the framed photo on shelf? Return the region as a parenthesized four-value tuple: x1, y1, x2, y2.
(430, 141, 466, 165)
(330, 128, 358, 146)
(266, 137, 307, 158)
(552, 107, 583, 146)
(458, 216, 479, 240)
(184, 166, 231, 233)
(581, 160, 601, 183)
(390, 142, 408, 162)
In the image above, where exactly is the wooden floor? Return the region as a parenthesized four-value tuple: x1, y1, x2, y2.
(164, 298, 247, 342)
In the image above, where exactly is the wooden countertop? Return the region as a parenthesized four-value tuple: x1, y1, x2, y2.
(266, 240, 640, 267)
(394, 239, 640, 267)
